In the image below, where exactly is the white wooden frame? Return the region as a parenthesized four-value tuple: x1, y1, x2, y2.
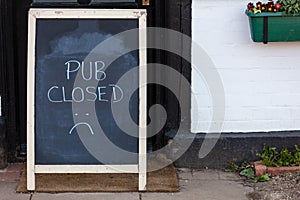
(27, 9, 147, 191)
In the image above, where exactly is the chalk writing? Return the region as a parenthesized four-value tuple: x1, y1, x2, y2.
(47, 85, 123, 103)
(47, 59, 124, 103)
(65, 60, 106, 81)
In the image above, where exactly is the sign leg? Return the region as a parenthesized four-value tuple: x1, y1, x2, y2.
(139, 171, 147, 191)
(138, 152, 147, 191)
(27, 162, 35, 191)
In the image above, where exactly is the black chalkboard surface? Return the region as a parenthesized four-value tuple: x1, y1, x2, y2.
(34, 19, 139, 165)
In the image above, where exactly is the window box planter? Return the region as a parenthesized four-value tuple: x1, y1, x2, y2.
(245, 11, 300, 43)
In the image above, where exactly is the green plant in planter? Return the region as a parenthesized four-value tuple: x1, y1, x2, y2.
(246, 0, 300, 42)
(277, 0, 300, 14)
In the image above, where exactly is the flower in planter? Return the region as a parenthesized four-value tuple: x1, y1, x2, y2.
(247, 2, 255, 11)
(267, 0, 275, 10)
(261, 4, 268, 11)
(256, 1, 262, 8)
(275, 3, 282, 9)
(268, 0, 275, 6)
(247, 2, 255, 12)
(247, 0, 281, 13)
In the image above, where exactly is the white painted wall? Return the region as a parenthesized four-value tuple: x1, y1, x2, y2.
(191, 0, 300, 133)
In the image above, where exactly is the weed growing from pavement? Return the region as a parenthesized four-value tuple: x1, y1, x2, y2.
(257, 144, 300, 167)
(226, 160, 270, 182)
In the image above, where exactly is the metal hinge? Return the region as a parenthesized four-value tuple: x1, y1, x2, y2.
(142, 0, 150, 6)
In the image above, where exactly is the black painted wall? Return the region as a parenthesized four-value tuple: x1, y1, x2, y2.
(174, 132, 300, 169)
(0, 0, 7, 168)
(0, 0, 20, 167)
(149, 0, 192, 149)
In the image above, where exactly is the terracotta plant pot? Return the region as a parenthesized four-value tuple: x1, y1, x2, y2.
(254, 161, 300, 176)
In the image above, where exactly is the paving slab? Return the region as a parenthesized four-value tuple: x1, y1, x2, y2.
(177, 169, 193, 180)
(0, 171, 21, 181)
(31, 192, 140, 200)
(219, 171, 243, 181)
(0, 182, 31, 200)
(191, 169, 220, 180)
(142, 179, 253, 200)
(7, 163, 24, 172)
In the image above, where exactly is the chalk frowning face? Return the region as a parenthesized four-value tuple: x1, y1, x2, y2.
(69, 113, 95, 135)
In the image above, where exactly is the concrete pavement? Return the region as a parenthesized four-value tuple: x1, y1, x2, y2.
(0, 164, 253, 200)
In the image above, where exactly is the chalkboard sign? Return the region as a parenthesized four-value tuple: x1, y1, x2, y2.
(27, 9, 147, 191)
(35, 19, 140, 165)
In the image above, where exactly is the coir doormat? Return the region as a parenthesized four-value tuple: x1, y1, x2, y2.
(16, 164, 179, 193)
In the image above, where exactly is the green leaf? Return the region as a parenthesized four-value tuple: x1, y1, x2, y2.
(254, 174, 270, 182)
(240, 168, 255, 179)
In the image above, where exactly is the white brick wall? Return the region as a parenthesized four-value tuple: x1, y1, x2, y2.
(191, 0, 300, 133)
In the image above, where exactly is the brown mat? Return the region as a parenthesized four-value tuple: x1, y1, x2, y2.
(16, 164, 179, 193)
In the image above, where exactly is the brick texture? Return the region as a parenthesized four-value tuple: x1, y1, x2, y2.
(191, 0, 300, 133)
